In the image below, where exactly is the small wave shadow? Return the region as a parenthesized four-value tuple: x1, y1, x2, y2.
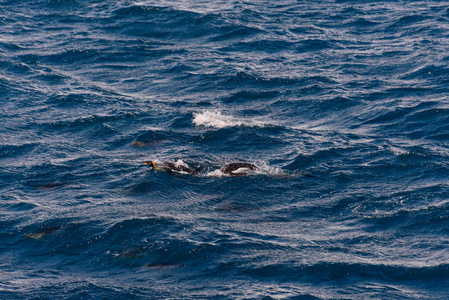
(214, 200, 259, 213)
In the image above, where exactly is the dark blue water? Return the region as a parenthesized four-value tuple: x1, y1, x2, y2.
(2, 1, 449, 299)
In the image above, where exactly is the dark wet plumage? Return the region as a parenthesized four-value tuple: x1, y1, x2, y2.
(142, 161, 198, 175)
(27, 226, 61, 239)
(221, 163, 258, 176)
(132, 140, 161, 147)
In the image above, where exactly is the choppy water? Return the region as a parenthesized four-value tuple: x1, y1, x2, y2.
(1, 1, 449, 299)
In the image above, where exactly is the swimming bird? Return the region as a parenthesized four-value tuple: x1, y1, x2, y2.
(132, 140, 164, 147)
(142, 161, 197, 175)
(220, 162, 258, 176)
(27, 226, 61, 239)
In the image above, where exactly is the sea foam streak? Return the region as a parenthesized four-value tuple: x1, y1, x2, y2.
(204, 161, 285, 177)
(192, 110, 271, 128)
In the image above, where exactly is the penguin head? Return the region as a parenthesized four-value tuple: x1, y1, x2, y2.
(142, 161, 156, 168)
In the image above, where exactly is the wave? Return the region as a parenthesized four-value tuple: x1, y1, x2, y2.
(3, 1, 449, 299)
(192, 110, 273, 129)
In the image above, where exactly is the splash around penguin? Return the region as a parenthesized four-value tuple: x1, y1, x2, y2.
(220, 162, 258, 176)
(142, 161, 198, 176)
(142, 160, 259, 177)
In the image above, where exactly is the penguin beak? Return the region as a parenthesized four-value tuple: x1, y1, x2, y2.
(142, 161, 156, 168)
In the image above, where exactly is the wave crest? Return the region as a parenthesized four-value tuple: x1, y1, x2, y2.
(192, 110, 271, 128)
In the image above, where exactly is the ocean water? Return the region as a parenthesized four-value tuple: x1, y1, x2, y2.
(1, 0, 449, 299)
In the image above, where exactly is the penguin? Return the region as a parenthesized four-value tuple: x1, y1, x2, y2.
(220, 163, 258, 176)
(27, 226, 61, 239)
(132, 141, 158, 147)
(142, 161, 198, 176)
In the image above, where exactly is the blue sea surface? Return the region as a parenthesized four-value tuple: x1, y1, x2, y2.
(1, 0, 449, 299)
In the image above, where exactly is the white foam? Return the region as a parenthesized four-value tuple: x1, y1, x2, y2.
(389, 146, 409, 156)
(204, 168, 258, 177)
(192, 110, 271, 129)
(203, 162, 286, 178)
(205, 169, 228, 177)
(174, 159, 189, 167)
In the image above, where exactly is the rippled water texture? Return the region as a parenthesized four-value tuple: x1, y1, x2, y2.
(1, 1, 449, 299)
